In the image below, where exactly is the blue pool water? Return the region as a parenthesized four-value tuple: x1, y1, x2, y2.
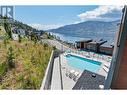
(66, 54, 102, 73)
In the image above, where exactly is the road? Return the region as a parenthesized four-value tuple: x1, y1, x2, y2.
(41, 39, 71, 51)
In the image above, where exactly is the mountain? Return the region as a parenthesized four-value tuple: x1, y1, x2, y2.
(48, 20, 120, 41)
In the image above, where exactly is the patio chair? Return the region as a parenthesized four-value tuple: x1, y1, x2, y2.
(65, 68, 70, 77)
(104, 63, 110, 68)
(69, 70, 75, 79)
(103, 66, 109, 73)
(73, 71, 80, 81)
(106, 58, 111, 62)
(63, 52, 67, 56)
(86, 55, 90, 58)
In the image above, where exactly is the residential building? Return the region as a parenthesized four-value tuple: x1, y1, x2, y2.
(86, 39, 107, 53)
(99, 42, 114, 55)
(12, 28, 26, 37)
(104, 5, 127, 89)
(75, 39, 92, 49)
(11, 28, 26, 40)
(12, 33, 19, 41)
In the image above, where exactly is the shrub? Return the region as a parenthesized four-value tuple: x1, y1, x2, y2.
(3, 33, 9, 47)
(18, 35, 22, 43)
(3, 16, 12, 39)
(44, 43, 48, 50)
(6, 47, 15, 69)
(0, 40, 52, 89)
(0, 62, 7, 80)
(30, 32, 38, 44)
(53, 46, 56, 50)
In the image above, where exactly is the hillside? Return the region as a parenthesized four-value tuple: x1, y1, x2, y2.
(0, 40, 52, 89)
(0, 17, 52, 89)
(48, 20, 120, 40)
(0, 16, 43, 34)
(12, 20, 37, 32)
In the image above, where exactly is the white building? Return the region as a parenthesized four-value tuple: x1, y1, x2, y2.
(12, 33, 19, 41)
(11, 28, 26, 40)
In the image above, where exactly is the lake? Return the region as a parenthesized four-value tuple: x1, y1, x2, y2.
(49, 32, 115, 44)
(50, 32, 93, 43)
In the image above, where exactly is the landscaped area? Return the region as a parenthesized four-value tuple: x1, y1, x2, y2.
(0, 37, 52, 89)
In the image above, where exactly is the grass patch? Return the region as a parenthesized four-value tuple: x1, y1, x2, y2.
(0, 40, 52, 89)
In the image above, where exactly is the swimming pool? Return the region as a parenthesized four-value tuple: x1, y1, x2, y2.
(66, 54, 102, 73)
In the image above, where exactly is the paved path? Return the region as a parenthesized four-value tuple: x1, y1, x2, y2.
(51, 57, 62, 90)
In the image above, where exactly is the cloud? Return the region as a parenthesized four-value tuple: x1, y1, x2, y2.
(78, 5, 123, 21)
(29, 23, 64, 30)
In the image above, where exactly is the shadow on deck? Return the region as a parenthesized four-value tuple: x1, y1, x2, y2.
(72, 70, 105, 90)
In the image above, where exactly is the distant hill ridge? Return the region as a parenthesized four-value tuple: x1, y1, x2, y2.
(48, 20, 120, 41)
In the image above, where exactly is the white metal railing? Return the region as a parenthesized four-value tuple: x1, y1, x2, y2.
(65, 49, 112, 63)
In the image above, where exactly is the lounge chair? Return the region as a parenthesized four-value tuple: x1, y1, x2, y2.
(69, 70, 75, 79)
(63, 52, 67, 56)
(73, 71, 80, 81)
(104, 63, 110, 68)
(103, 66, 109, 73)
(65, 68, 70, 77)
(86, 55, 90, 58)
(107, 58, 112, 62)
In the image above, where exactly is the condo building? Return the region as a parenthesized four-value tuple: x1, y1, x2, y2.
(105, 5, 127, 89)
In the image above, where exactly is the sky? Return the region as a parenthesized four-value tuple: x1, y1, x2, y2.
(15, 5, 123, 30)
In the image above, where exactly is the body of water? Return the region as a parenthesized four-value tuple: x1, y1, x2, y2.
(50, 32, 91, 43)
(49, 32, 115, 44)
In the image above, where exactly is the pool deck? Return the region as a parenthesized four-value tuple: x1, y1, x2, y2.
(60, 54, 82, 89)
(51, 57, 62, 90)
(51, 52, 111, 89)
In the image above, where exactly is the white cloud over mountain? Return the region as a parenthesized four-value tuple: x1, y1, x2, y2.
(78, 6, 123, 21)
(29, 6, 124, 30)
(29, 23, 63, 30)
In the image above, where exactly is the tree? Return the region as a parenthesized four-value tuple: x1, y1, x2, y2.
(30, 32, 38, 44)
(44, 43, 48, 50)
(18, 35, 21, 43)
(3, 16, 12, 39)
(3, 33, 9, 47)
(6, 47, 15, 69)
(53, 46, 56, 50)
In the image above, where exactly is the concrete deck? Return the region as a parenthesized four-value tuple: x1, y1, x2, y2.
(51, 51, 111, 89)
(51, 57, 62, 90)
(60, 54, 82, 89)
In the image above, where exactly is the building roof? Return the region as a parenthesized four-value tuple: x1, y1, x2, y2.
(101, 41, 114, 48)
(75, 38, 92, 43)
(72, 70, 105, 89)
(89, 39, 107, 45)
(12, 28, 25, 34)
